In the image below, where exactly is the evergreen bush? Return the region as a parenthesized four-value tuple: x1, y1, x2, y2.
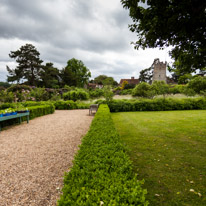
(107, 98, 206, 112)
(63, 89, 89, 101)
(58, 105, 148, 206)
(54, 100, 90, 110)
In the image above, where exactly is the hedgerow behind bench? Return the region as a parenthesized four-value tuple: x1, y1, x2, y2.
(58, 104, 148, 206)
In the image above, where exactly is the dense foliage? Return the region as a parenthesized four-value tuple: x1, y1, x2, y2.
(132, 82, 155, 98)
(88, 88, 104, 98)
(58, 104, 148, 206)
(121, 0, 206, 72)
(63, 89, 89, 101)
(0, 82, 10, 88)
(187, 76, 206, 95)
(54, 100, 90, 110)
(39, 62, 60, 88)
(61, 58, 91, 87)
(139, 67, 153, 83)
(93, 75, 118, 86)
(107, 98, 206, 112)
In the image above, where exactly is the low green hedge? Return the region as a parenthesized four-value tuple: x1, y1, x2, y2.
(106, 97, 206, 112)
(22, 101, 53, 107)
(54, 100, 90, 110)
(58, 105, 148, 206)
(0, 101, 53, 110)
(27, 104, 55, 119)
(0, 102, 16, 110)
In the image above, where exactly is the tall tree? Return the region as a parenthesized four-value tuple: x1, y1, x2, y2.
(167, 61, 192, 84)
(61, 58, 91, 87)
(94, 75, 118, 86)
(39, 62, 60, 88)
(139, 67, 153, 84)
(121, 0, 206, 72)
(7, 66, 23, 83)
(7, 44, 43, 86)
(0, 81, 10, 88)
(94, 75, 108, 85)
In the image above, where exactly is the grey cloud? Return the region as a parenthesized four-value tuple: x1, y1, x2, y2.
(0, 0, 172, 82)
(0, 0, 131, 53)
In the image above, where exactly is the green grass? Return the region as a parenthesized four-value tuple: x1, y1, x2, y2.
(112, 110, 206, 206)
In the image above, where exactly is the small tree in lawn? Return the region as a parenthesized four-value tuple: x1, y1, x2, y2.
(103, 86, 114, 102)
(132, 82, 155, 98)
(152, 81, 170, 98)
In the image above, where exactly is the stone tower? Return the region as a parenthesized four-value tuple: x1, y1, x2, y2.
(152, 58, 167, 83)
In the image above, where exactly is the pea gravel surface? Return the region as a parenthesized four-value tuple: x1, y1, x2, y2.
(0, 110, 94, 206)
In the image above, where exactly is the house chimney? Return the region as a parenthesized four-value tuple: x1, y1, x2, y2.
(131, 77, 134, 79)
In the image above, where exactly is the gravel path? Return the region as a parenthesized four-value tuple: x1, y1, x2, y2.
(0, 110, 93, 206)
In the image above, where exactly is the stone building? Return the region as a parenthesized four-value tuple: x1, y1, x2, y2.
(152, 58, 167, 83)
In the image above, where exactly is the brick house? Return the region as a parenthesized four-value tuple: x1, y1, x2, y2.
(119, 77, 139, 86)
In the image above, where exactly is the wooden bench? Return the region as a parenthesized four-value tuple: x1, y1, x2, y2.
(0, 112, 30, 131)
(89, 104, 98, 115)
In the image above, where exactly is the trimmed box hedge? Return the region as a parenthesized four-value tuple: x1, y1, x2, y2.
(58, 105, 148, 206)
(54, 100, 90, 110)
(27, 104, 55, 120)
(0, 101, 53, 110)
(106, 97, 206, 112)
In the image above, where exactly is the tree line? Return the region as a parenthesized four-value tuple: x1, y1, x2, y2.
(6, 44, 91, 88)
(6, 43, 118, 89)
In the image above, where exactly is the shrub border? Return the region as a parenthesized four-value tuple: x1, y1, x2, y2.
(105, 97, 206, 112)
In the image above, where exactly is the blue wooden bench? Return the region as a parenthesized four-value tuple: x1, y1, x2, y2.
(0, 112, 30, 131)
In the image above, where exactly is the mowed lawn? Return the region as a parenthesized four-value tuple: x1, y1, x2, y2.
(112, 110, 206, 206)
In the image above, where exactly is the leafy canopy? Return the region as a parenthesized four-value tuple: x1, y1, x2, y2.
(139, 67, 153, 83)
(121, 0, 206, 72)
(61, 58, 91, 87)
(39, 62, 60, 88)
(94, 75, 118, 86)
(7, 44, 43, 86)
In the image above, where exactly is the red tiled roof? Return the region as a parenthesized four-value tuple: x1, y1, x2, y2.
(119, 78, 139, 85)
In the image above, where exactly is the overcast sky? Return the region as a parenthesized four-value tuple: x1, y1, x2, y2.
(0, 0, 172, 83)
